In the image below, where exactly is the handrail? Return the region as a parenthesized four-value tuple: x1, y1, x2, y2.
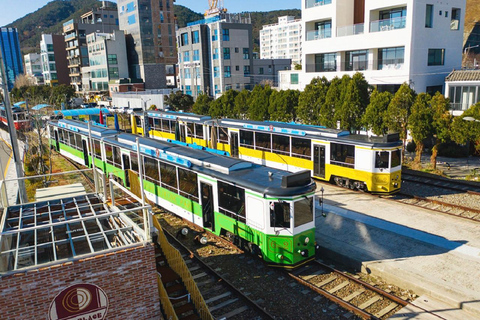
(157, 273, 179, 320)
(153, 216, 214, 320)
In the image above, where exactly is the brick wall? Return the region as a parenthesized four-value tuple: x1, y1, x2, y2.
(0, 243, 161, 320)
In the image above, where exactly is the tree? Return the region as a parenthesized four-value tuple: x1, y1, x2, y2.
(451, 102, 480, 154)
(247, 85, 272, 121)
(268, 89, 299, 122)
(165, 91, 194, 112)
(297, 77, 329, 125)
(233, 89, 250, 119)
(322, 77, 342, 128)
(408, 93, 433, 165)
(192, 93, 213, 115)
(208, 90, 238, 118)
(430, 93, 452, 169)
(336, 73, 370, 132)
(386, 83, 416, 157)
(51, 84, 75, 107)
(14, 74, 36, 88)
(362, 89, 392, 136)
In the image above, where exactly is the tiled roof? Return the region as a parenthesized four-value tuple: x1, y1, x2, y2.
(446, 69, 480, 82)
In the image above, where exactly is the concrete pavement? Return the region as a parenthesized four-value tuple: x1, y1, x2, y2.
(0, 129, 25, 205)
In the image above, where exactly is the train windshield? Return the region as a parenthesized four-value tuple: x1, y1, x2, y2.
(391, 149, 401, 168)
(294, 197, 313, 228)
(270, 202, 291, 228)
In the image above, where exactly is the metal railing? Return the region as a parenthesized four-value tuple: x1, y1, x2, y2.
(370, 16, 406, 32)
(305, 0, 332, 9)
(337, 23, 364, 37)
(306, 63, 337, 73)
(304, 58, 404, 73)
(153, 216, 214, 320)
(306, 29, 332, 41)
(157, 274, 179, 320)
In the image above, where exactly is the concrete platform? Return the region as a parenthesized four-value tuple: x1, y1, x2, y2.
(314, 184, 480, 319)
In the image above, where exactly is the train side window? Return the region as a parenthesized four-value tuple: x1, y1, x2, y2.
(160, 161, 178, 192)
(135, 116, 141, 126)
(105, 144, 114, 164)
(255, 132, 271, 152)
(153, 118, 161, 130)
(294, 198, 313, 228)
(240, 130, 254, 148)
(93, 140, 102, 159)
(218, 181, 245, 223)
(391, 149, 401, 168)
(148, 117, 154, 128)
(330, 143, 355, 168)
(74, 134, 82, 150)
(270, 202, 291, 228)
(291, 137, 311, 159)
(178, 168, 198, 202)
(113, 146, 121, 168)
(130, 152, 139, 173)
(375, 151, 389, 169)
(272, 134, 290, 156)
(143, 156, 160, 183)
(68, 131, 75, 148)
(218, 127, 229, 144)
(195, 123, 204, 139)
(161, 119, 169, 133)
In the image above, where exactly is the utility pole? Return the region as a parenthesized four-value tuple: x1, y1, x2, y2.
(0, 48, 28, 203)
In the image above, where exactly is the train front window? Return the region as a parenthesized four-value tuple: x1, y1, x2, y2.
(294, 197, 313, 228)
(375, 151, 389, 169)
(270, 202, 291, 228)
(391, 149, 401, 168)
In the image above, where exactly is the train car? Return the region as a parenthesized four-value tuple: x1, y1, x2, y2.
(0, 105, 30, 130)
(48, 119, 318, 268)
(138, 112, 402, 194)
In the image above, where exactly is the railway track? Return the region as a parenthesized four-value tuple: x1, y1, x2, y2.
(160, 224, 275, 320)
(401, 172, 480, 195)
(288, 261, 408, 320)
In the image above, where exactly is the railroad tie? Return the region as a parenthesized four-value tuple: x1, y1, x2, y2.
(316, 275, 337, 287)
(326, 281, 349, 294)
(374, 302, 399, 318)
(343, 288, 365, 302)
(216, 306, 249, 319)
(208, 298, 239, 312)
(358, 295, 382, 310)
(205, 291, 232, 304)
(192, 272, 208, 280)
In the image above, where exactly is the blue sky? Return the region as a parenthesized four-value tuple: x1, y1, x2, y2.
(1, 0, 300, 27)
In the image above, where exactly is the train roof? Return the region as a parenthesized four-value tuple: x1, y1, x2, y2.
(0, 105, 24, 113)
(142, 110, 212, 123)
(52, 119, 119, 138)
(212, 118, 402, 148)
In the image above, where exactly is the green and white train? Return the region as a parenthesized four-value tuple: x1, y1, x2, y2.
(48, 119, 318, 267)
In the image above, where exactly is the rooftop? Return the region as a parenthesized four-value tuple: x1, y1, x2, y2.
(446, 69, 480, 82)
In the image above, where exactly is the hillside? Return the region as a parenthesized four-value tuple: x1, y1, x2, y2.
(464, 0, 480, 54)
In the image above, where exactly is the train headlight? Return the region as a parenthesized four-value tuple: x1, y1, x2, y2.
(276, 254, 284, 260)
(199, 236, 208, 245)
(181, 228, 189, 236)
(304, 237, 310, 245)
(297, 249, 309, 257)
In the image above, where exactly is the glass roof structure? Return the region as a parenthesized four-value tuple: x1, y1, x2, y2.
(0, 194, 146, 274)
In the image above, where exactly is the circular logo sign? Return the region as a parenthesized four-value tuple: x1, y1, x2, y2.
(49, 284, 109, 320)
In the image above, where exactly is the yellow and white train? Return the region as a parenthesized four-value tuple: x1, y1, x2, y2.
(132, 111, 402, 194)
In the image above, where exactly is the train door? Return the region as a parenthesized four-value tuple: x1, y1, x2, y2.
(230, 132, 239, 158)
(54, 130, 60, 151)
(201, 182, 215, 232)
(122, 154, 131, 187)
(82, 139, 89, 167)
(313, 145, 326, 178)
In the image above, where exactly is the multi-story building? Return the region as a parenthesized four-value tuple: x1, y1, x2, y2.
(279, 0, 466, 94)
(260, 16, 302, 66)
(117, 0, 177, 89)
(445, 69, 480, 116)
(23, 53, 44, 85)
(63, 6, 119, 92)
(82, 30, 129, 94)
(252, 58, 292, 87)
(0, 27, 23, 91)
(40, 34, 69, 87)
(177, 13, 254, 99)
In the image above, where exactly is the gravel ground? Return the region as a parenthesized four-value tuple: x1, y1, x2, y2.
(156, 211, 417, 319)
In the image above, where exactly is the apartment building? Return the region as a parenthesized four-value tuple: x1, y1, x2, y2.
(23, 53, 44, 85)
(82, 30, 129, 93)
(260, 16, 302, 66)
(0, 27, 23, 91)
(117, 0, 177, 89)
(63, 6, 119, 92)
(40, 34, 69, 87)
(279, 0, 466, 94)
(176, 13, 254, 99)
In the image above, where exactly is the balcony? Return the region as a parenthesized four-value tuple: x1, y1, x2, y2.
(370, 16, 406, 33)
(306, 63, 337, 73)
(377, 58, 405, 71)
(305, 0, 332, 9)
(306, 29, 331, 41)
(337, 24, 364, 37)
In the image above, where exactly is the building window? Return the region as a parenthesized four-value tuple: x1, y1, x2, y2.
(222, 29, 230, 41)
(127, 14, 136, 25)
(195, 67, 201, 78)
(185, 85, 192, 95)
(192, 30, 199, 44)
(428, 49, 445, 66)
(344, 50, 368, 71)
(235, 47, 239, 53)
(244, 65, 250, 76)
(212, 29, 218, 41)
(425, 4, 433, 28)
(378, 47, 404, 70)
(109, 67, 119, 79)
(291, 73, 299, 85)
(193, 49, 200, 61)
(214, 66, 219, 78)
(224, 66, 231, 78)
(184, 68, 191, 79)
(213, 48, 219, 60)
(183, 51, 190, 62)
(235, 66, 239, 71)
(107, 54, 117, 64)
(448, 86, 480, 111)
(451, 8, 460, 30)
(313, 53, 336, 72)
(243, 48, 249, 59)
(215, 84, 220, 94)
(314, 20, 332, 39)
(259, 67, 264, 75)
(181, 32, 189, 46)
(426, 85, 443, 96)
(223, 48, 230, 59)
(371, 7, 407, 32)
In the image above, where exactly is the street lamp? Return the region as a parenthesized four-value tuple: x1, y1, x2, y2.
(320, 186, 325, 217)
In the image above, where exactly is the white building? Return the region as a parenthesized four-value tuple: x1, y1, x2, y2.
(279, 0, 466, 94)
(445, 69, 480, 116)
(23, 53, 44, 85)
(260, 16, 302, 66)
